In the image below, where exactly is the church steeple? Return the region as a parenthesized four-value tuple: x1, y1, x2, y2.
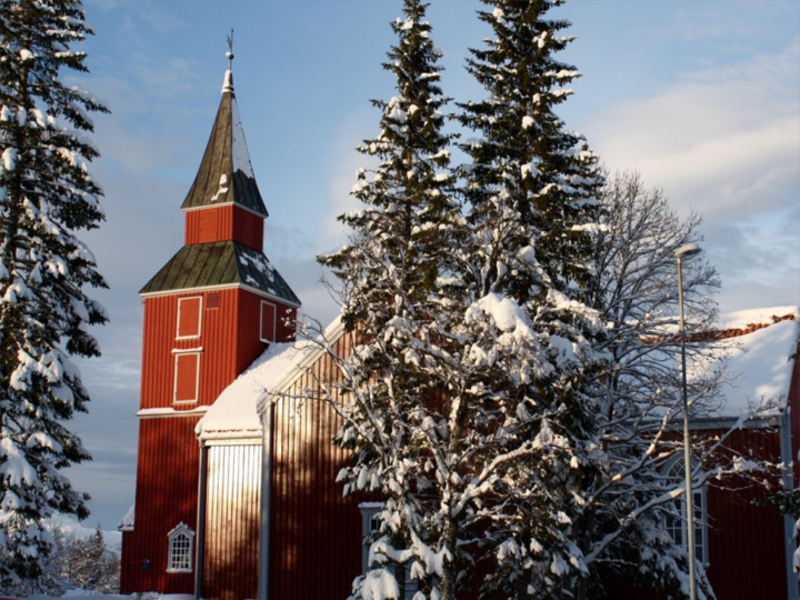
(180, 42, 267, 217)
(124, 43, 299, 598)
(140, 45, 299, 308)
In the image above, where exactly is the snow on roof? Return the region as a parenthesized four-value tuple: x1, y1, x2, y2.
(719, 306, 799, 330)
(230, 95, 255, 179)
(118, 504, 134, 532)
(196, 343, 304, 439)
(708, 306, 799, 418)
(196, 317, 345, 440)
(196, 306, 797, 438)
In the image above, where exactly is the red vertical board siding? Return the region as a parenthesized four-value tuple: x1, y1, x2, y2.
(233, 206, 264, 251)
(185, 206, 233, 246)
(125, 285, 285, 596)
(705, 427, 787, 600)
(612, 426, 788, 600)
(140, 289, 255, 409)
(236, 290, 296, 374)
(120, 416, 200, 595)
(267, 330, 362, 600)
(203, 444, 261, 600)
(184, 206, 263, 250)
(195, 331, 361, 600)
(790, 356, 800, 486)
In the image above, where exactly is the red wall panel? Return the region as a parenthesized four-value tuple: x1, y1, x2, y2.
(120, 416, 201, 595)
(127, 283, 299, 597)
(141, 289, 257, 410)
(236, 290, 296, 375)
(265, 331, 362, 600)
(195, 331, 362, 600)
(611, 426, 790, 600)
(232, 207, 264, 250)
(704, 427, 787, 600)
(177, 296, 202, 338)
(174, 353, 200, 403)
(789, 356, 800, 485)
(184, 206, 264, 250)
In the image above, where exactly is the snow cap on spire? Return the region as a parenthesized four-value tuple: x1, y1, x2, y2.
(222, 69, 234, 94)
(222, 29, 234, 94)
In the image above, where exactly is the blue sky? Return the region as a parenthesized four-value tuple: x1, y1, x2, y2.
(60, 0, 799, 530)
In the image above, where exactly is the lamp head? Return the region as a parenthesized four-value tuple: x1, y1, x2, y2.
(675, 243, 702, 261)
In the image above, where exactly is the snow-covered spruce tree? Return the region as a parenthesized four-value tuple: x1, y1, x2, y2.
(0, 0, 107, 586)
(452, 1, 610, 598)
(318, 1, 461, 599)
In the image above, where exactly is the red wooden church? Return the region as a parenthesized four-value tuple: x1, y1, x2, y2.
(118, 57, 363, 599)
(119, 56, 800, 600)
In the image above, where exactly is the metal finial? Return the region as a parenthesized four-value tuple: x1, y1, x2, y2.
(226, 29, 234, 70)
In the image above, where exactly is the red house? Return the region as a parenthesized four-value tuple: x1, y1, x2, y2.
(120, 59, 800, 600)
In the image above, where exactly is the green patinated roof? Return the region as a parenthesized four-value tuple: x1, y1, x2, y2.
(140, 241, 301, 306)
(180, 77, 268, 217)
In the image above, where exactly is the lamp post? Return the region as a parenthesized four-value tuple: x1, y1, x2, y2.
(675, 242, 702, 600)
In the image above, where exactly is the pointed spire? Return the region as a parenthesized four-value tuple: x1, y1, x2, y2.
(181, 35, 267, 217)
(222, 29, 235, 94)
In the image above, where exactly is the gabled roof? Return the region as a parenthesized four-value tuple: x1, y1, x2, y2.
(195, 306, 800, 440)
(196, 317, 345, 440)
(139, 240, 301, 307)
(180, 69, 268, 217)
(704, 307, 799, 418)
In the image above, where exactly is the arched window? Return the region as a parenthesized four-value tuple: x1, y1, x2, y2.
(664, 458, 708, 564)
(167, 522, 195, 573)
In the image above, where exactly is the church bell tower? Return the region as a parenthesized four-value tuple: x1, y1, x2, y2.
(120, 47, 300, 595)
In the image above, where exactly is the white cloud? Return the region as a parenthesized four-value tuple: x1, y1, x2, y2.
(588, 38, 799, 222)
(586, 38, 800, 311)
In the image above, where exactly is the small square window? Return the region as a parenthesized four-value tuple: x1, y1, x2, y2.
(206, 293, 220, 309)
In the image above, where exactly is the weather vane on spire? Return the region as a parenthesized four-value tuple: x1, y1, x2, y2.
(226, 29, 234, 70)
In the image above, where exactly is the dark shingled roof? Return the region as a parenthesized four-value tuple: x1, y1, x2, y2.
(180, 78, 268, 217)
(140, 241, 301, 306)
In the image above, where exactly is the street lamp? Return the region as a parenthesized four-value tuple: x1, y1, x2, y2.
(675, 242, 702, 600)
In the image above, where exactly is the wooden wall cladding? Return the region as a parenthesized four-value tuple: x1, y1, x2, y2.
(203, 444, 261, 600)
(185, 205, 264, 251)
(120, 416, 201, 595)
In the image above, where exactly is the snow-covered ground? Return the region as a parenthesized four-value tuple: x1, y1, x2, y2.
(25, 595, 194, 600)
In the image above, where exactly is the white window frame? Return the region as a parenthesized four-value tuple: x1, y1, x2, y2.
(358, 502, 418, 599)
(173, 351, 201, 405)
(663, 457, 709, 565)
(259, 299, 277, 343)
(166, 522, 195, 573)
(176, 296, 203, 340)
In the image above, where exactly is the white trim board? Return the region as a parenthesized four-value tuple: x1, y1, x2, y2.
(182, 201, 266, 219)
(141, 283, 301, 309)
